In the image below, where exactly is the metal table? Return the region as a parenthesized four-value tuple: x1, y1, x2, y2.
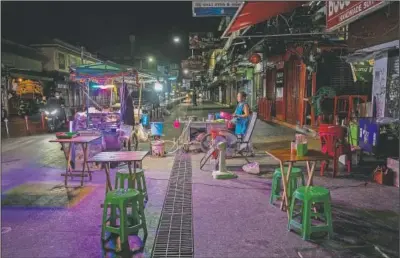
(265, 149, 332, 218)
(88, 151, 148, 193)
(50, 135, 101, 186)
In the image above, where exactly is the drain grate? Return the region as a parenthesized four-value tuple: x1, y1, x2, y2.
(152, 152, 193, 258)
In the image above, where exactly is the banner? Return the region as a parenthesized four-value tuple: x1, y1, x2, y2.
(189, 32, 221, 50)
(326, 1, 390, 32)
(192, 2, 241, 17)
(372, 53, 388, 118)
(181, 56, 205, 71)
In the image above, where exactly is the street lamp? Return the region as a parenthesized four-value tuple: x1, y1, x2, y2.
(183, 69, 189, 74)
(173, 36, 181, 44)
(148, 57, 154, 62)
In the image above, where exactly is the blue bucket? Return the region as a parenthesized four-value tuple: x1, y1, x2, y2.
(141, 114, 150, 127)
(151, 122, 164, 136)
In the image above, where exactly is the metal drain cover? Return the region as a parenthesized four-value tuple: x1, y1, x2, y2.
(151, 152, 193, 258)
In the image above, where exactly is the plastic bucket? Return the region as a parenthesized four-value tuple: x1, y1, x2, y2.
(151, 140, 165, 157)
(151, 122, 164, 136)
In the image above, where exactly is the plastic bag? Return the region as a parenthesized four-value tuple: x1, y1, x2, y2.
(136, 124, 149, 142)
(242, 162, 260, 174)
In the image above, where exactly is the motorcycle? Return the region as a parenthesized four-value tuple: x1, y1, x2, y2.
(42, 106, 65, 132)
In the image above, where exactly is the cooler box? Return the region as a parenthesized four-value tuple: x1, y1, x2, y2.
(358, 118, 399, 157)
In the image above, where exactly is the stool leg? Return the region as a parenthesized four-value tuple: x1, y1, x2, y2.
(269, 176, 278, 205)
(141, 174, 149, 201)
(288, 195, 297, 232)
(324, 200, 334, 239)
(300, 173, 306, 186)
(302, 200, 312, 240)
(110, 204, 117, 227)
(119, 203, 128, 244)
(101, 203, 108, 240)
(139, 196, 148, 245)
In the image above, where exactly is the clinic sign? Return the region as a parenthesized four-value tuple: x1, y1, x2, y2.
(326, 1, 390, 32)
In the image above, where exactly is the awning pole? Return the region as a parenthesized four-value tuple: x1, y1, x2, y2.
(86, 81, 89, 127)
(138, 81, 143, 122)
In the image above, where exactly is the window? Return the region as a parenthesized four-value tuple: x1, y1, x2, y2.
(58, 52, 66, 70)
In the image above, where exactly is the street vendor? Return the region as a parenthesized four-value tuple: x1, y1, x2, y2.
(232, 91, 250, 136)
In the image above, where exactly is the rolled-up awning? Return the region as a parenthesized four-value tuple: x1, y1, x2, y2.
(222, 1, 304, 37)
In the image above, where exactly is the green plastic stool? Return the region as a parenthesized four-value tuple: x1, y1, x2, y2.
(288, 186, 333, 240)
(269, 167, 305, 205)
(115, 169, 148, 201)
(101, 189, 148, 244)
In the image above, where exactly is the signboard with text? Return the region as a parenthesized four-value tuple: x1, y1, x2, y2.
(192, 2, 241, 17)
(189, 32, 221, 50)
(326, 1, 390, 32)
(181, 56, 205, 72)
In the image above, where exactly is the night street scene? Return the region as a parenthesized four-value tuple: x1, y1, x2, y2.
(1, 1, 399, 258)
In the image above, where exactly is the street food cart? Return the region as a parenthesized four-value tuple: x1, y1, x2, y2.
(69, 63, 141, 169)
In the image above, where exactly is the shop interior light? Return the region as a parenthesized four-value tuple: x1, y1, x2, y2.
(92, 84, 115, 89)
(154, 82, 163, 91)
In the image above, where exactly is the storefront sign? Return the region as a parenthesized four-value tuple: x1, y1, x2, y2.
(351, 60, 374, 82)
(326, 1, 390, 32)
(181, 56, 205, 71)
(192, 2, 241, 17)
(189, 32, 221, 49)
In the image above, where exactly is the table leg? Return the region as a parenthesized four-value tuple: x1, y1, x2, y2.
(63, 143, 73, 187)
(306, 161, 316, 186)
(104, 162, 113, 193)
(279, 161, 292, 218)
(80, 143, 88, 187)
(127, 161, 136, 189)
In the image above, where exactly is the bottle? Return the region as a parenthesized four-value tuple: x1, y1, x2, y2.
(291, 141, 296, 154)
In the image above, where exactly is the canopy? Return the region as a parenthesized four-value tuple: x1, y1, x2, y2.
(223, 1, 304, 37)
(69, 62, 135, 85)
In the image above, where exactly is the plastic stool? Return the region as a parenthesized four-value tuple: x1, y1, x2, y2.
(288, 186, 333, 240)
(269, 167, 305, 205)
(115, 169, 148, 201)
(101, 189, 148, 244)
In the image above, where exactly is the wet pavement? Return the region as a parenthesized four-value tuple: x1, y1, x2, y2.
(1, 101, 399, 258)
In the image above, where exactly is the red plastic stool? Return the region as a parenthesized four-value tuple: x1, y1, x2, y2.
(319, 125, 351, 177)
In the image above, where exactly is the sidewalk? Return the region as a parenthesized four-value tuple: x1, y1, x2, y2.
(1, 135, 176, 257)
(191, 152, 399, 258)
